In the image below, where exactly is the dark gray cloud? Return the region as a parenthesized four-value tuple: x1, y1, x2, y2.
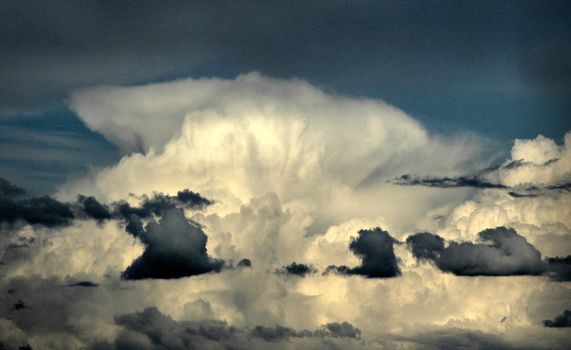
(67, 281, 98, 288)
(507, 191, 539, 198)
(407, 227, 571, 279)
(112, 191, 213, 236)
(0, 177, 212, 231)
(115, 190, 212, 220)
(113, 307, 242, 349)
(107, 306, 361, 349)
(278, 262, 317, 277)
(237, 258, 252, 268)
(13, 299, 26, 311)
(0, 178, 224, 280)
(543, 310, 571, 328)
(175, 189, 214, 209)
(546, 182, 571, 191)
(405, 232, 445, 261)
(401, 328, 518, 350)
(509, 183, 571, 198)
(77, 195, 112, 221)
(0, 178, 25, 197)
(408, 227, 544, 276)
(250, 325, 299, 342)
(324, 322, 362, 339)
(544, 256, 571, 282)
(392, 174, 507, 189)
(393, 158, 571, 196)
(121, 208, 224, 280)
(0, 194, 75, 228)
(327, 227, 400, 278)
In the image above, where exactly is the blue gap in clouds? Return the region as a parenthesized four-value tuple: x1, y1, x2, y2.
(0, 110, 120, 196)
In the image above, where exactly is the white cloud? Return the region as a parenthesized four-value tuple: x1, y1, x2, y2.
(484, 132, 571, 187)
(1, 74, 569, 349)
(63, 73, 487, 234)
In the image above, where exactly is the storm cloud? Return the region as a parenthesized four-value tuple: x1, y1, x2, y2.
(406, 227, 567, 277)
(121, 208, 224, 280)
(327, 227, 400, 278)
(544, 255, 571, 282)
(0, 177, 212, 232)
(543, 310, 571, 328)
(405, 232, 445, 261)
(76, 195, 112, 221)
(0, 193, 75, 228)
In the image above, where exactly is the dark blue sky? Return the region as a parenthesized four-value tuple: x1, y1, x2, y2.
(1, 0, 570, 194)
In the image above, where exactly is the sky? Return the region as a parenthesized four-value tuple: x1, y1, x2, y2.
(0, 1, 570, 349)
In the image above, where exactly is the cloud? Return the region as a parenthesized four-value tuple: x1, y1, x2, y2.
(400, 328, 518, 350)
(392, 174, 507, 189)
(0, 193, 75, 228)
(111, 190, 212, 236)
(393, 132, 571, 200)
(13, 299, 26, 311)
(327, 227, 400, 278)
(109, 306, 361, 349)
(543, 310, 571, 328)
(250, 322, 361, 341)
(324, 322, 362, 339)
(122, 208, 224, 280)
(407, 227, 544, 276)
(237, 258, 252, 268)
(2, 0, 570, 143)
(488, 133, 571, 187)
(544, 256, 571, 282)
(0, 178, 25, 197)
(277, 262, 317, 277)
(67, 281, 98, 288)
(76, 195, 112, 221)
(0, 177, 213, 237)
(405, 232, 445, 260)
(62, 73, 487, 236)
(406, 227, 571, 279)
(0, 75, 569, 350)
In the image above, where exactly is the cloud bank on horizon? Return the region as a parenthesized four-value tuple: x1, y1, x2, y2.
(0, 74, 570, 349)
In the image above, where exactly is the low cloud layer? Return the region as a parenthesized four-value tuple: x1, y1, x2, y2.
(102, 306, 361, 349)
(400, 328, 519, 350)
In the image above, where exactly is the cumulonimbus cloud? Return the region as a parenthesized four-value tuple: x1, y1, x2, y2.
(1, 73, 569, 349)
